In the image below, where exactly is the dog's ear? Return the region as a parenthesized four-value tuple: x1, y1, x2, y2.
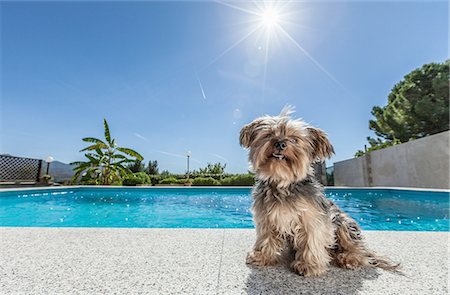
(239, 120, 262, 148)
(307, 127, 334, 161)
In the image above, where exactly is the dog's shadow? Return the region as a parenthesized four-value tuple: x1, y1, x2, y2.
(245, 261, 380, 295)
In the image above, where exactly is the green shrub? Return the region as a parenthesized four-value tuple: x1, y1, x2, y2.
(176, 178, 190, 184)
(158, 176, 193, 185)
(122, 172, 151, 186)
(189, 173, 222, 180)
(159, 177, 179, 185)
(112, 180, 123, 186)
(134, 172, 150, 184)
(220, 174, 255, 186)
(219, 177, 233, 186)
(148, 175, 161, 186)
(192, 177, 220, 186)
(122, 176, 144, 186)
(80, 179, 97, 185)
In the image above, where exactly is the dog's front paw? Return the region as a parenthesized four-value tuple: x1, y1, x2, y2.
(291, 261, 327, 277)
(246, 250, 277, 267)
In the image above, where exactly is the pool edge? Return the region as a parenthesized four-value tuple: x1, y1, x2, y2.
(1, 185, 449, 193)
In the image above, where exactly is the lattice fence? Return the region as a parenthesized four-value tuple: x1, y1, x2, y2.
(0, 155, 43, 182)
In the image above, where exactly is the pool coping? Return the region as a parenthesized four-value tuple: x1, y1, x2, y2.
(0, 228, 448, 294)
(0, 185, 449, 193)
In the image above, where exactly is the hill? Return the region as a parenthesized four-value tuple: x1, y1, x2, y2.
(48, 161, 75, 183)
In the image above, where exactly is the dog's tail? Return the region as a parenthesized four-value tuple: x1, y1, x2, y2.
(334, 216, 401, 273)
(365, 251, 401, 272)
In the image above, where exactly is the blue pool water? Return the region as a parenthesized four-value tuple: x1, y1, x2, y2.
(0, 187, 448, 231)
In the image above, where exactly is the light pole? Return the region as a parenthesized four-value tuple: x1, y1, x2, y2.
(46, 156, 54, 175)
(186, 151, 191, 179)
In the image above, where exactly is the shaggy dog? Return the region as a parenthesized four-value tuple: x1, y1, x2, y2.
(240, 106, 399, 276)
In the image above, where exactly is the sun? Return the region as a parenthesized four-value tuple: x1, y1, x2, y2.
(260, 8, 280, 28)
(210, 1, 345, 91)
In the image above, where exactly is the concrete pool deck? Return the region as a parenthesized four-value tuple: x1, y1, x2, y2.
(0, 228, 448, 294)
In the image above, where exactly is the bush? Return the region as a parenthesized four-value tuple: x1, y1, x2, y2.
(220, 174, 255, 186)
(79, 178, 97, 185)
(122, 172, 150, 186)
(122, 176, 144, 186)
(134, 172, 150, 184)
(159, 177, 179, 185)
(148, 175, 161, 186)
(176, 178, 190, 185)
(192, 177, 220, 186)
(190, 173, 222, 180)
(158, 176, 192, 185)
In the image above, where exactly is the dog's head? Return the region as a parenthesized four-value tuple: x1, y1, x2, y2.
(240, 106, 334, 185)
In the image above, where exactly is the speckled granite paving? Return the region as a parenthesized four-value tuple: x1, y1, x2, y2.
(0, 228, 448, 294)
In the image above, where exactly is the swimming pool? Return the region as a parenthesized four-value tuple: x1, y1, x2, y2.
(0, 187, 448, 231)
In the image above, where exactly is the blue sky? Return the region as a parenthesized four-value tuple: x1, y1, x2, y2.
(1, 1, 448, 173)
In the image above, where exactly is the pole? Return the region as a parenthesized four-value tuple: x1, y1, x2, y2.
(46, 162, 50, 175)
(187, 155, 190, 179)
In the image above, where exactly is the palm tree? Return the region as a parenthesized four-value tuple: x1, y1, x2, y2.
(71, 119, 144, 185)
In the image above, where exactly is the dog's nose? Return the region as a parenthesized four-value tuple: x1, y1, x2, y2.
(275, 140, 287, 151)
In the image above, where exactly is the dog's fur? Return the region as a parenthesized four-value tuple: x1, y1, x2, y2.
(240, 106, 399, 276)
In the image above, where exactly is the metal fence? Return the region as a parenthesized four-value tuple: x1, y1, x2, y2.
(0, 155, 43, 182)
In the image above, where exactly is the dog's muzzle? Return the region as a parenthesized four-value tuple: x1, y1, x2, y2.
(272, 140, 287, 160)
(275, 140, 287, 151)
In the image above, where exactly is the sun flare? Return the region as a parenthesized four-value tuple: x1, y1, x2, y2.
(260, 8, 280, 27)
(212, 0, 345, 91)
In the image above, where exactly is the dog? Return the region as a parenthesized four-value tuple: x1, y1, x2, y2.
(240, 106, 399, 276)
